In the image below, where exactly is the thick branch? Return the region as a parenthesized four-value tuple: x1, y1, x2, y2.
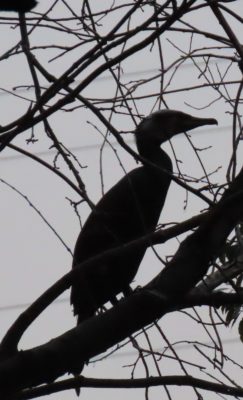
(0, 211, 206, 355)
(17, 375, 243, 399)
(182, 291, 243, 309)
(2, 162, 243, 359)
(1, 190, 243, 395)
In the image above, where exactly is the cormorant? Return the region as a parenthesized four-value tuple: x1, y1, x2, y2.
(71, 110, 217, 324)
(0, 0, 38, 12)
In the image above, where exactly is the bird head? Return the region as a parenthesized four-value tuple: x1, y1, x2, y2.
(135, 109, 218, 146)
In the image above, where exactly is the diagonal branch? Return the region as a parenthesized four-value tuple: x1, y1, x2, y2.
(1, 188, 243, 395)
(209, 1, 243, 73)
(2, 161, 243, 359)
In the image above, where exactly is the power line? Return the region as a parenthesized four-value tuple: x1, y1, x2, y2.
(1, 124, 226, 162)
(0, 58, 231, 97)
(0, 296, 241, 349)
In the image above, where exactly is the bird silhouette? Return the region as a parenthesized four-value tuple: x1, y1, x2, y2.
(0, 0, 37, 12)
(71, 110, 217, 324)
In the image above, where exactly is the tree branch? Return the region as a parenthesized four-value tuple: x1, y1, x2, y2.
(17, 374, 243, 400)
(1, 189, 243, 395)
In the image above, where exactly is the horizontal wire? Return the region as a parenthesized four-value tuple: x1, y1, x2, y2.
(1, 124, 227, 162)
(0, 296, 240, 356)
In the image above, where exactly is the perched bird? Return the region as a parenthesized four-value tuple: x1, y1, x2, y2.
(0, 0, 38, 12)
(71, 110, 217, 324)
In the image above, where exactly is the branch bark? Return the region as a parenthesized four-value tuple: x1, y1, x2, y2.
(17, 375, 243, 400)
(1, 189, 243, 396)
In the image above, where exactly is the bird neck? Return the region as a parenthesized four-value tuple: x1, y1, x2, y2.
(136, 141, 172, 172)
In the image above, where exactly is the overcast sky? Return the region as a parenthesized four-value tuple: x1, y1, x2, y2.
(0, 1, 242, 399)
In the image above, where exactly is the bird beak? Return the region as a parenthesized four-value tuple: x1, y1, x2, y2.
(201, 118, 218, 126)
(191, 116, 218, 129)
(183, 116, 218, 134)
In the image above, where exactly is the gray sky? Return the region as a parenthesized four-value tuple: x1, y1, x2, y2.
(0, 1, 242, 399)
